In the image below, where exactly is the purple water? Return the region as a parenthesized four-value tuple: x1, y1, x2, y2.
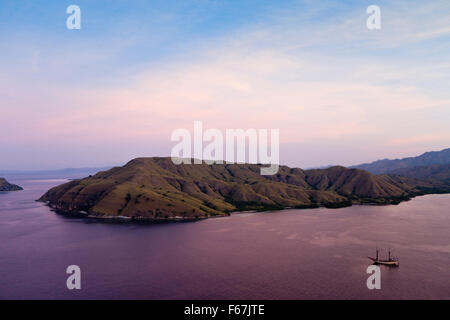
(0, 179, 449, 299)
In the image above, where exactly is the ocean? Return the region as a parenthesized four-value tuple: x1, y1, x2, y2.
(0, 178, 448, 299)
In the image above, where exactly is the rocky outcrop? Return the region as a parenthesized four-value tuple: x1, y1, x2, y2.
(0, 178, 23, 191)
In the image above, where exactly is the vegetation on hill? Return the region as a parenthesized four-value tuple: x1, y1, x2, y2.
(39, 157, 450, 221)
(388, 164, 450, 185)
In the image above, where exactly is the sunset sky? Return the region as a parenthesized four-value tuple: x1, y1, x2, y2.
(1, 0, 449, 170)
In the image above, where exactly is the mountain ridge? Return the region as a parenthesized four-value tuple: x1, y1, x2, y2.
(352, 148, 450, 174)
(39, 157, 450, 221)
(388, 163, 450, 183)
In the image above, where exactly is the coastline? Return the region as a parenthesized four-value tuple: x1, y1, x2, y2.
(39, 190, 450, 224)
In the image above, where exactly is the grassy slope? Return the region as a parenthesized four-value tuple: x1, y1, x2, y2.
(39, 157, 450, 220)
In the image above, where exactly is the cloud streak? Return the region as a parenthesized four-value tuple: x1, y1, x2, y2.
(1, 0, 449, 169)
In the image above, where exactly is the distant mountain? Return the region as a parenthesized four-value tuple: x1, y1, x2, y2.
(0, 178, 23, 192)
(39, 157, 450, 221)
(352, 148, 450, 174)
(0, 167, 113, 180)
(389, 164, 450, 184)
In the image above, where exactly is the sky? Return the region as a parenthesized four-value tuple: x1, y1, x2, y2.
(1, 0, 449, 170)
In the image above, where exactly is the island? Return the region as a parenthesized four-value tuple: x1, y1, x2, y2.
(0, 178, 23, 192)
(39, 157, 450, 221)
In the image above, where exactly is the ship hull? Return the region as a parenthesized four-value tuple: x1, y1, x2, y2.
(368, 257, 399, 266)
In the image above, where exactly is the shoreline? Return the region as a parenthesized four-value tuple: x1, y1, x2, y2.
(39, 191, 450, 224)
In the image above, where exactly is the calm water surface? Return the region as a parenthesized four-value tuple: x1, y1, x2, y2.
(0, 179, 449, 299)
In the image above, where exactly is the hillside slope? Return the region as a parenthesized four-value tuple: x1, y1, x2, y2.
(39, 158, 450, 221)
(388, 164, 450, 184)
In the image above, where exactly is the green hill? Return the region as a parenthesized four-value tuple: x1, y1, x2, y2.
(39, 157, 450, 221)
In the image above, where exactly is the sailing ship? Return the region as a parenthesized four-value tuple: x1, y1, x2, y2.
(368, 248, 399, 267)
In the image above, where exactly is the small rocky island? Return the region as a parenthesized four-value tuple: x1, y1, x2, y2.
(0, 178, 23, 191)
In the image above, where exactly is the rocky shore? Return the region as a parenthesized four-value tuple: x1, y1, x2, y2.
(0, 178, 23, 192)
